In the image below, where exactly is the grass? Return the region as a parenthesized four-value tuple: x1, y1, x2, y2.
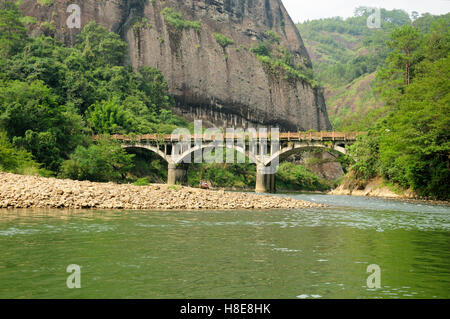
(133, 177, 150, 186)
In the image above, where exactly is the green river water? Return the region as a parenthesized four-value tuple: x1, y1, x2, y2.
(0, 194, 449, 299)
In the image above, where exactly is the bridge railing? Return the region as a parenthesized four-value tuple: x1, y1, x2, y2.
(104, 132, 364, 142)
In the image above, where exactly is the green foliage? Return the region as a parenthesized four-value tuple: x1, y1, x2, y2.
(133, 177, 150, 186)
(186, 159, 329, 192)
(125, 148, 168, 184)
(296, 8, 418, 92)
(20, 16, 37, 26)
(0, 1, 27, 58)
(75, 21, 128, 67)
(0, 129, 42, 175)
(132, 17, 151, 34)
(0, 4, 188, 176)
(40, 21, 55, 36)
(213, 33, 234, 49)
(347, 132, 380, 180)
(87, 99, 134, 135)
(37, 0, 53, 6)
(378, 56, 449, 198)
(298, 9, 449, 134)
(276, 162, 330, 192)
(188, 162, 256, 189)
(161, 7, 201, 31)
(296, 10, 407, 88)
(299, 9, 449, 198)
(251, 41, 271, 57)
(0, 80, 88, 171)
(265, 30, 281, 44)
(348, 24, 450, 199)
(60, 138, 135, 183)
(250, 30, 317, 86)
(376, 25, 421, 102)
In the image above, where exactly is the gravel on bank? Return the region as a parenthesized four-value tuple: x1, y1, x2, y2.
(0, 172, 325, 210)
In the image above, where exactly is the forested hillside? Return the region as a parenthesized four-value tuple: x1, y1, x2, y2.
(297, 8, 449, 131)
(297, 8, 449, 199)
(0, 1, 188, 180)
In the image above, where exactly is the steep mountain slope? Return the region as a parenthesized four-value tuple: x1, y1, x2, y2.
(297, 8, 412, 129)
(324, 72, 383, 129)
(18, 0, 332, 131)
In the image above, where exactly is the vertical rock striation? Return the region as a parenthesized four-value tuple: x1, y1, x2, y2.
(19, 0, 332, 131)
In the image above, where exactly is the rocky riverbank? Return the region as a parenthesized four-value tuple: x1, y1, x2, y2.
(0, 172, 324, 210)
(330, 176, 415, 198)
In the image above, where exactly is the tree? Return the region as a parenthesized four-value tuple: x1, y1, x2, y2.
(420, 17, 450, 62)
(387, 25, 421, 85)
(0, 17, 187, 179)
(138, 66, 174, 111)
(377, 56, 450, 198)
(0, 80, 87, 171)
(0, 129, 40, 174)
(376, 25, 421, 103)
(86, 99, 134, 135)
(75, 21, 128, 67)
(60, 138, 135, 183)
(0, 1, 27, 58)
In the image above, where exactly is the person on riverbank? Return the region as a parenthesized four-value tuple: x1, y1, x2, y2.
(199, 181, 209, 189)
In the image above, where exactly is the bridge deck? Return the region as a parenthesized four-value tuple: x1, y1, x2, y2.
(106, 132, 364, 143)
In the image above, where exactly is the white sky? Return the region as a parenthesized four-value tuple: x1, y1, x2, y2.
(282, 0, 450, 22)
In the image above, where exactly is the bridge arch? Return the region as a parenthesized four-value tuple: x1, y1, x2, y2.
(262, 143, 348, 168)
(121, 144, 171, 163)
(173, 143, 261, 166)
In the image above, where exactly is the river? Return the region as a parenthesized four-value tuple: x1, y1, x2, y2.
(0, 194, 448, 299)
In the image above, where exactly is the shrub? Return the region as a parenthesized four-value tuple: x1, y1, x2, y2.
(276, 162, 330, 191)
(133, 177, 150, 186)
(213, 33, 234, 49)
(161, 7, 201, 31)
(60, 138, 135, 183)
(0, 130, 42, 175)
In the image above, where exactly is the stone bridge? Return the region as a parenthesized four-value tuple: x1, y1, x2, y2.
(107, 132, 363, 193)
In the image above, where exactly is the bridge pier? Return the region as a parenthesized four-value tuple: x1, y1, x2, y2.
(266, 173, 276, 194)
(168, 163, 188, 186)
(255, 165, 276, 194)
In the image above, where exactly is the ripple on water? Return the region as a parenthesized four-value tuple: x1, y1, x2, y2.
(0, 223, 116, 237)
(0, 227, 40, 236)
(296, 294, 322, 299)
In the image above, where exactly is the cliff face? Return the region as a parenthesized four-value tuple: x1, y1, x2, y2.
(19, 0, 332, 131)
